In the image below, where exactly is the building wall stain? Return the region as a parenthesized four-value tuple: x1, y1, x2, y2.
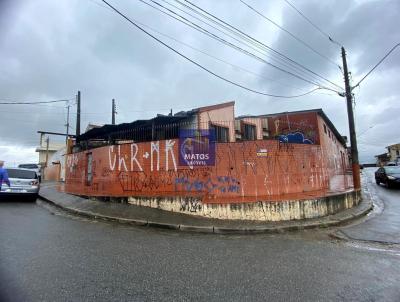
(65, 139, 351, 205)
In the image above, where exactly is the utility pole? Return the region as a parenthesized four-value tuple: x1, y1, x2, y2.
(45, 136, 50, 168)
(341, 47, 361, 190)
(76, 90, 81, 140)
(112, 98, 116, 125)
(66, 104, 70, 144)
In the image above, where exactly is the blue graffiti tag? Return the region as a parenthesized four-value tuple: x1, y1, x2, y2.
(278, 132, 313, 144)
(175, 176, 240, 194)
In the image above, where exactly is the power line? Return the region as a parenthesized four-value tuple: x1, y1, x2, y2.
(0, 98, 72, 105)
(88, 0, 113, 11)
(240, 0, 340, 68)
(132, 13, 308, 92)
(162, 0, 332, 87)
(101, 0, 326, 98)
(160, 0, 316, 82)
(141, 0, 325, 89)
(283, 0, 342, 47)
(352, 42, 400, 90)
(140, 0, 341, 92)
(357, 125, 376, 138)
(178, 0, 343, 91)
(0, 103, 67, 109)
(167, 0, 343, 91)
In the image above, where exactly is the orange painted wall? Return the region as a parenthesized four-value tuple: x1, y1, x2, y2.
(317, 115, 350, 190)
(64, 139, 342, 203)
(44, 164, 61, 181)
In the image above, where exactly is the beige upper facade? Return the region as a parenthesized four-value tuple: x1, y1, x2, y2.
(36, 139, 66, 165)
(387, 143, 400, 163)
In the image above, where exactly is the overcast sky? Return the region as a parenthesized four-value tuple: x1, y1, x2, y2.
(0, 0, 399, 165)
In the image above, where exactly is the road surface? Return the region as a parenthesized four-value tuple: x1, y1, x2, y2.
(0, 169, 399, 301)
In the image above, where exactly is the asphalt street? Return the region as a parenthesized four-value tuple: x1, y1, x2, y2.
(340, 168, 400, 244)
(1, 169, 400, 302)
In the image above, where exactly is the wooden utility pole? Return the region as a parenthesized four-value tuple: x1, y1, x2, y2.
(45, 136, 50, 168)
(341, 47, 361, 190)
(76, 90, 81, 139)
(112, 99, 116, 125)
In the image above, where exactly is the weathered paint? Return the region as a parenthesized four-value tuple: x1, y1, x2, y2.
(238, 117, 264, 140)
(267, 112, 320, 144)
(64, 139, 351, 202)
(126, 190, 360, 221)
(44, 164, 61, 181)
(198, 102, 236, 142)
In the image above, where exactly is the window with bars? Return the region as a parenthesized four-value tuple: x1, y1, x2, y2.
(210, 124, 229, 143)
(243, 123, 256, 140)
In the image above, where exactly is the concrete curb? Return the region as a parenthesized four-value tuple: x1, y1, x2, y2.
(38, 191, 373, 235)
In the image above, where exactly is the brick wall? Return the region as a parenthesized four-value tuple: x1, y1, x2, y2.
(64, 139, 352, 202)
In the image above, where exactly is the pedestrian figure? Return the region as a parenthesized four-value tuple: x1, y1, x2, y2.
(0, 160, 11, 190)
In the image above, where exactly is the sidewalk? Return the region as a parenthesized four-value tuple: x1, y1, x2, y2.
(39, 183, 373, 234)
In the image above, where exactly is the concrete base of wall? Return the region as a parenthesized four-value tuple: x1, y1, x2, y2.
(127, 191, 361, 221)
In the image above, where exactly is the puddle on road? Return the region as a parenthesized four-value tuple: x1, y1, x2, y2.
(330, 170, 400, 256)
(343, 240, 400, 257)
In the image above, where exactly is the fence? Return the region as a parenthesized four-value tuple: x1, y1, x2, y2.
(76, 117, 322, 150)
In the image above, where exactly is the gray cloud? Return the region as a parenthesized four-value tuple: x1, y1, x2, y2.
(0, 0, 399, 164)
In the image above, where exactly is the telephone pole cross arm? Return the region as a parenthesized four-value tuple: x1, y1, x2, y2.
(341, 47, 361, 190)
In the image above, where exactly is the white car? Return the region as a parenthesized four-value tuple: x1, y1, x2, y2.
(18, 163, 42, 182)
(0, 168, 40, 201)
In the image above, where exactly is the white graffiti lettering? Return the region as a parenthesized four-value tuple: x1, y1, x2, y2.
(109, 146, 117, 171)
(130, 143, 143, 172)
(118, 145, 128, 171)
(151, 141, 160, 172)
(166, 140, 177, 171)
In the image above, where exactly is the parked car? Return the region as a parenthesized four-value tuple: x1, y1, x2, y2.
(0, 168, 40, 201)
(18, 163, 42, 182)
(375, 166, 400, 188)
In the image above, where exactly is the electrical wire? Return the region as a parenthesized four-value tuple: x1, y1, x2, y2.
(101, 0, 327, 98)
(160, 0, 318, 81)
(352, 42, 400, 90)
(160, 0, 330, 88)
(137, 16, 308, 91)
(141, 0, 323, 88)
(283, 0, 342, 47)
(91, 0, 305, 92)
(0, 98, 72, 105)
(178, 0, 343, 91)
(357, 125, 376, 138)
(240, 0, 340, 68)
(140, 0, 340, 92)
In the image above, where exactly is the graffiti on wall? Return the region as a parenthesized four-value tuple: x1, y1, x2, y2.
(118, 167, 213, 193)
(174, 175, 240, 194)
(272, 117, 317, 144)
(278, 132, 313, 144)
(108, 141, 177, 172)
(65, 138, 349, 202)
(180, 199, 202, 212)
(66, 154, 79, 173)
